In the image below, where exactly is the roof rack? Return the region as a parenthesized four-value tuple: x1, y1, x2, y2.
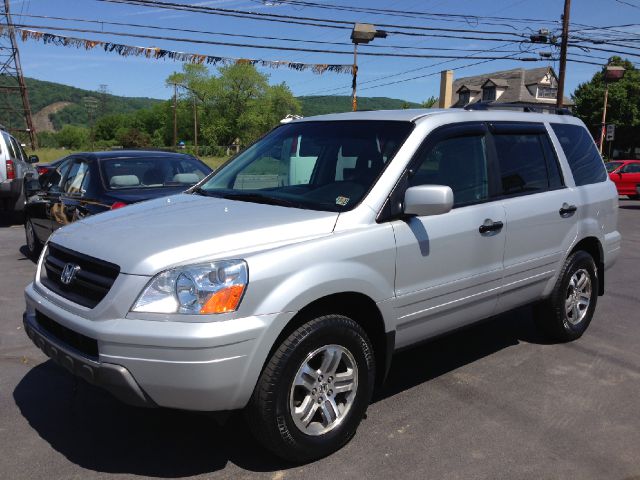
(464, 102, 573, 116)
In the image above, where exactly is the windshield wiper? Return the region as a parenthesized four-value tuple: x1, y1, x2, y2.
(191, 187, 220, 197)
(221, 192, 299, 208)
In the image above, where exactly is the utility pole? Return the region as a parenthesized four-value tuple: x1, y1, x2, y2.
(0, 0, 37, 149)
(556, 0, 571, 108)
(83, 96, 98, 150)
(193, 95, 198, 156)
(350, 23, 387, 112)
(351, 44, 358, 112)
(172, 82, 177, 148)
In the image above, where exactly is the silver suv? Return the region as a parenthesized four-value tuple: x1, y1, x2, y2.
(23, 109, 620, 462)
(0, 126, 38, 215)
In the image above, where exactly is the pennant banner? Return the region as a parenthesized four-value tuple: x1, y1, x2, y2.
(0, 25, 352, 75)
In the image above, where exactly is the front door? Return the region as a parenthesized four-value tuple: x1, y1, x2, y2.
(392, 123, 506, 348)
(616, 162, 640, 196)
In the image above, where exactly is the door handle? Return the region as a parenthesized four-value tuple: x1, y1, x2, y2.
(478, 220, 504, 234)
(559, 203, 577, 216)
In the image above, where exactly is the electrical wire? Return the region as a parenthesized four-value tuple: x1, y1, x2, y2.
(7, 22, 547, 60)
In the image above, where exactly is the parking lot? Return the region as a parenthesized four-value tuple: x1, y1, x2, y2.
(0, 200, 639, 480)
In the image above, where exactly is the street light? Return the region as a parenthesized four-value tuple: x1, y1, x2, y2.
(599, 65, 625, 154)
(350, 23, 387, 112)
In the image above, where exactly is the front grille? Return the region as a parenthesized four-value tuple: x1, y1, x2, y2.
(36, 310, 99, 359)
(40, 243, 120, 308)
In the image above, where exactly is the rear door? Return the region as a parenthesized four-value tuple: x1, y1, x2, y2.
(392, 123, 506, 346)
(492, 122, 578, 314)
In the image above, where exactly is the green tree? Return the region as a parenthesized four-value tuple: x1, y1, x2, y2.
(573, 57, 640, 128)
(167, 63, 300, 147)
(56, 125, 89, 149)
(422, 96, 438, 108)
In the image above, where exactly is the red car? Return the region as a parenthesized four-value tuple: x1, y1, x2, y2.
(606, 159, 640, 199)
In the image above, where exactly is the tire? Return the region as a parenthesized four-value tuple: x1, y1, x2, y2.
(535, 250, 599, 342)
(24, 217, 42, 259)
(246, 314, 376, 463)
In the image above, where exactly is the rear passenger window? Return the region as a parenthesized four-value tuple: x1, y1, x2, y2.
(410, 135, 488, 207)
(551, 123, 607, 186)
(493, 134, 551, 195)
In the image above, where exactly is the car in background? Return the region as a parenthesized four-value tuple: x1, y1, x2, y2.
(0, 125, 38, 215)
(24, 150, 212, 257)
(34, 158, 64, 178)
(606, 159, 640, 199)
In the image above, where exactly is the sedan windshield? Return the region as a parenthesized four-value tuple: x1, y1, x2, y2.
(101, 156, 209, 189)
(197, 121, 414, 211)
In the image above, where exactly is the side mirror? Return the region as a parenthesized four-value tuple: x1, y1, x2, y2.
(25, 178, 41, 196)
(404, 185, 453, 217)
(28, 155, 39, 164)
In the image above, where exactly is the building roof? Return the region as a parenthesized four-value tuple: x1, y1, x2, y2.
(451, 67, 573, 107)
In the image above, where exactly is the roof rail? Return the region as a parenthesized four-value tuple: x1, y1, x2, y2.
(464, 102, 573, 116)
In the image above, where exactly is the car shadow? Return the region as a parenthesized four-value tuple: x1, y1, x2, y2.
(13, 305, 551, 476)
(18, 245, 37, 264)
(0, 211, 23, 227)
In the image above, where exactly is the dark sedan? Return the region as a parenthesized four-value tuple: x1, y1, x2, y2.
(24, 150, 212, 257)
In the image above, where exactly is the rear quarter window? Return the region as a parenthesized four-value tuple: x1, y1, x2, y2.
(551, 123, 607, 186)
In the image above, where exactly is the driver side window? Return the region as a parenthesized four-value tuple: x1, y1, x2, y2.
(410, 135, 489, 207)
(622, 163, 640, 173)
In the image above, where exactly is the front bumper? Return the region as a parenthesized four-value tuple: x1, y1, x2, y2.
(23, 313, 154, 407)
(24, 282, 296, 411)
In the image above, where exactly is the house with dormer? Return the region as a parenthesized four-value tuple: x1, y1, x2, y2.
(451, 67, 573, 108)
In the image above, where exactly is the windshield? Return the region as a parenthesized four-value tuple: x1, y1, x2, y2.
(101, 156, 210, 190)
(605, 161, 623, 172)
(197, 120, 413, 212)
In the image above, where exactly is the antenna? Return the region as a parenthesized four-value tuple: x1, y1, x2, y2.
(0, 0, 37, 149)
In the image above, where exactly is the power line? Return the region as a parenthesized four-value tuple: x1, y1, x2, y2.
(94, 0, 530, 39)
(301, 41, 525, 96)
(11, 13, 538, 54)
(7, 22, 547, 60)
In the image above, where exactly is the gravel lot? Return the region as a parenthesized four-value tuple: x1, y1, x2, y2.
(1, 200, 639, 480)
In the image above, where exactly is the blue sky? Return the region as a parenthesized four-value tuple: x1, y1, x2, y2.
(8, 0, 640, 103)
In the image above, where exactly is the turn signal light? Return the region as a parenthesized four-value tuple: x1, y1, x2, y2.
(199, 285, 245, 314)
(111, 201, 128, 210)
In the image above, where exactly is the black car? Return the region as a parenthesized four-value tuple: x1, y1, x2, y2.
(24, 150, 212, 257)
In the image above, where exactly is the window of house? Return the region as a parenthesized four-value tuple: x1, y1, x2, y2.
(482, 86, 496, 101)
(459, 91, 470, 104)
(538, 86, 557, 99)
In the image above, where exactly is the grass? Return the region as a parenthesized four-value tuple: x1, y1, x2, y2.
(28, 148, 80, 164)
(27, 148, 230, 170)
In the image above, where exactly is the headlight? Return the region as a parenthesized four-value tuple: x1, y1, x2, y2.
(131, 260, 248, 315)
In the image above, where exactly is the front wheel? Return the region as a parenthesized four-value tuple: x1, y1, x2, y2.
(24, 217, 42, 259)
(246, 314, 375, 463)
(535, 250, 598, 342)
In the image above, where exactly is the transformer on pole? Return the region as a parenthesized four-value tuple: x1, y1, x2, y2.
(0, 0, 37, 149)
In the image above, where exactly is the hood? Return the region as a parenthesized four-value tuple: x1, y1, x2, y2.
(51, 193, 338, 275)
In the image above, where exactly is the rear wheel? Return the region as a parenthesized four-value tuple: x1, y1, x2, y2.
(535, 250, 598, 342)
(246, 314, 375, 463)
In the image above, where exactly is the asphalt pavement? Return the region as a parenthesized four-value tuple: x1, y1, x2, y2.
(1, 201, 639, 480)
